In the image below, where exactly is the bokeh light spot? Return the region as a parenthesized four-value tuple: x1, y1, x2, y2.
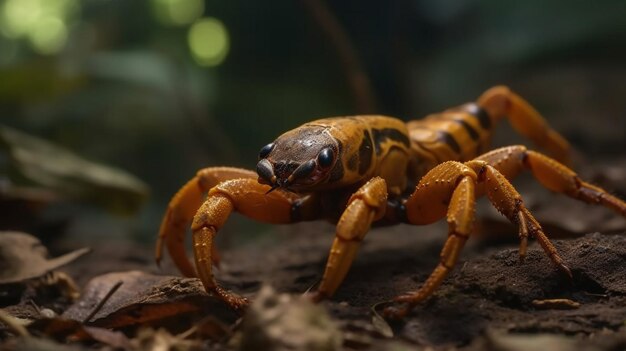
(28, 16, 68, 54)
(0, 0, 43, 38)
(188, 17, 229, 67)
(151, 0, 204, 26)
(0, 0, 78, 55)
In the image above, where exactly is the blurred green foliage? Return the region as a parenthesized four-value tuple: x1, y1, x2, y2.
(0, 0, 624, 242)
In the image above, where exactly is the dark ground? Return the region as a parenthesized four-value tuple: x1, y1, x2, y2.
(1, 158, 625, 351)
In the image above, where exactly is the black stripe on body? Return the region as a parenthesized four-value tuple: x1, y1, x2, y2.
(465, 103, 492, 129)
(357, 130, 373, 175)
(438, 131, 461, 154)
(454, 119, 479, 141)
(372, 128, 411, 155)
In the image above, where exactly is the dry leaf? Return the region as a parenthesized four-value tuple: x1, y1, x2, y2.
(0, 126, 149, 215)
(0, 232, 89, 285)
(62, 271, 232, 328)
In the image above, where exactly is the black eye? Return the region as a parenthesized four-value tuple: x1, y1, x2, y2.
(317, 147, 334, 168)
(259, 143, 275, 159)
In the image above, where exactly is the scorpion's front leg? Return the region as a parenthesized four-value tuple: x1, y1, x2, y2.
(311, 177, 388, 302)
(156, 167, 257, 277)
(192, 178, 317, 310)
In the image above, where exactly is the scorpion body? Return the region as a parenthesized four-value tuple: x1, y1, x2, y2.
(156, 86, 626, 318)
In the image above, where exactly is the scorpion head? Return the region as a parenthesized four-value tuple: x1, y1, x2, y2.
(256, 125, 339, 192)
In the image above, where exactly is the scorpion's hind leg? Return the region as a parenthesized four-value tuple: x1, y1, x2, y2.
(311, 177, 388, 302)
(475, 146, 626, 219)
(477, 86, 572, 165)
(156, 167, 257, 277)
(465, 159, 572, 278)
(192, 178, 317, 310)
(384, 162, 477, 319)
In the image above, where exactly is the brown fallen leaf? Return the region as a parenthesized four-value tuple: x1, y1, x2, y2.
(0, 232, 90, 285)
(62, 271, 234, 329)
(0, 125, 149, 215)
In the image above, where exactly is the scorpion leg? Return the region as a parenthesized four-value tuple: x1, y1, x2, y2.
(385, 164, 477, 319)
(476, 145, 626, 218)
(311, 177, 388, 301)
(385, 156, 581, 318)
(466, 160, 572, 278)
(192, 178, 316, 310)
(478, 86, 571, 165)
(156, 167, 257, 277)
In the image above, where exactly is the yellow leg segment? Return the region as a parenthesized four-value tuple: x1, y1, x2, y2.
(474, 162, 572, 276)
(478, 86, 572, 165)
(191, 178, 306, 310)
(156, 167, 257, 277)
(384, 144, 618, 317)
(312, 177, 388, 301)
(524, 150, 626, 217)
(474, 145, 626, 218)
(385, 175, 476, 319)
(385, 144, 625, 317)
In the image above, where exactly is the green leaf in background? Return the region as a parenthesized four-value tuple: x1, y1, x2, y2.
(0, 125, 149, 215)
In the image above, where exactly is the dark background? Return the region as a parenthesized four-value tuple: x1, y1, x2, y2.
(1, 0, 625, 245)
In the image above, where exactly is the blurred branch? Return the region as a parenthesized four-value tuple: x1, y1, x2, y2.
(170, 64, 240, 164)
(301, 0, 378, 114)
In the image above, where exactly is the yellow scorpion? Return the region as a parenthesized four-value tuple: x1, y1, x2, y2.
(156, 86, 626, 318)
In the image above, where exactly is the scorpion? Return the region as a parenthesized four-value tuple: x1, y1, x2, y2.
(156, 86, 626, 318)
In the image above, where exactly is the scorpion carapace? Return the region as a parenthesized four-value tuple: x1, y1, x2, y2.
(156, 86, 626, 318)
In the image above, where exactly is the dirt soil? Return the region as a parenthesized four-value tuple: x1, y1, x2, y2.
(59, 221, 626, 350)
(1, 158, 625, 350)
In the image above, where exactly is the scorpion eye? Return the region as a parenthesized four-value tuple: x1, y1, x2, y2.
(259, 143, 275, 159)
(317, 147, 334, 168)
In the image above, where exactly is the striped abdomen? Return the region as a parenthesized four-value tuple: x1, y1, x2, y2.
(407, 103, 495, 176)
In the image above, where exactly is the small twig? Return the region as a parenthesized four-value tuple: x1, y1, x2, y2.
(302, 278, 321, 295)
(27, 300, 41, 315)
(301, 0, 378, 113)
(0, 309, 30, 337)
(177, 325, 198, 340)
(83, 281, 123, 323)
(531, 298, 581, 310)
